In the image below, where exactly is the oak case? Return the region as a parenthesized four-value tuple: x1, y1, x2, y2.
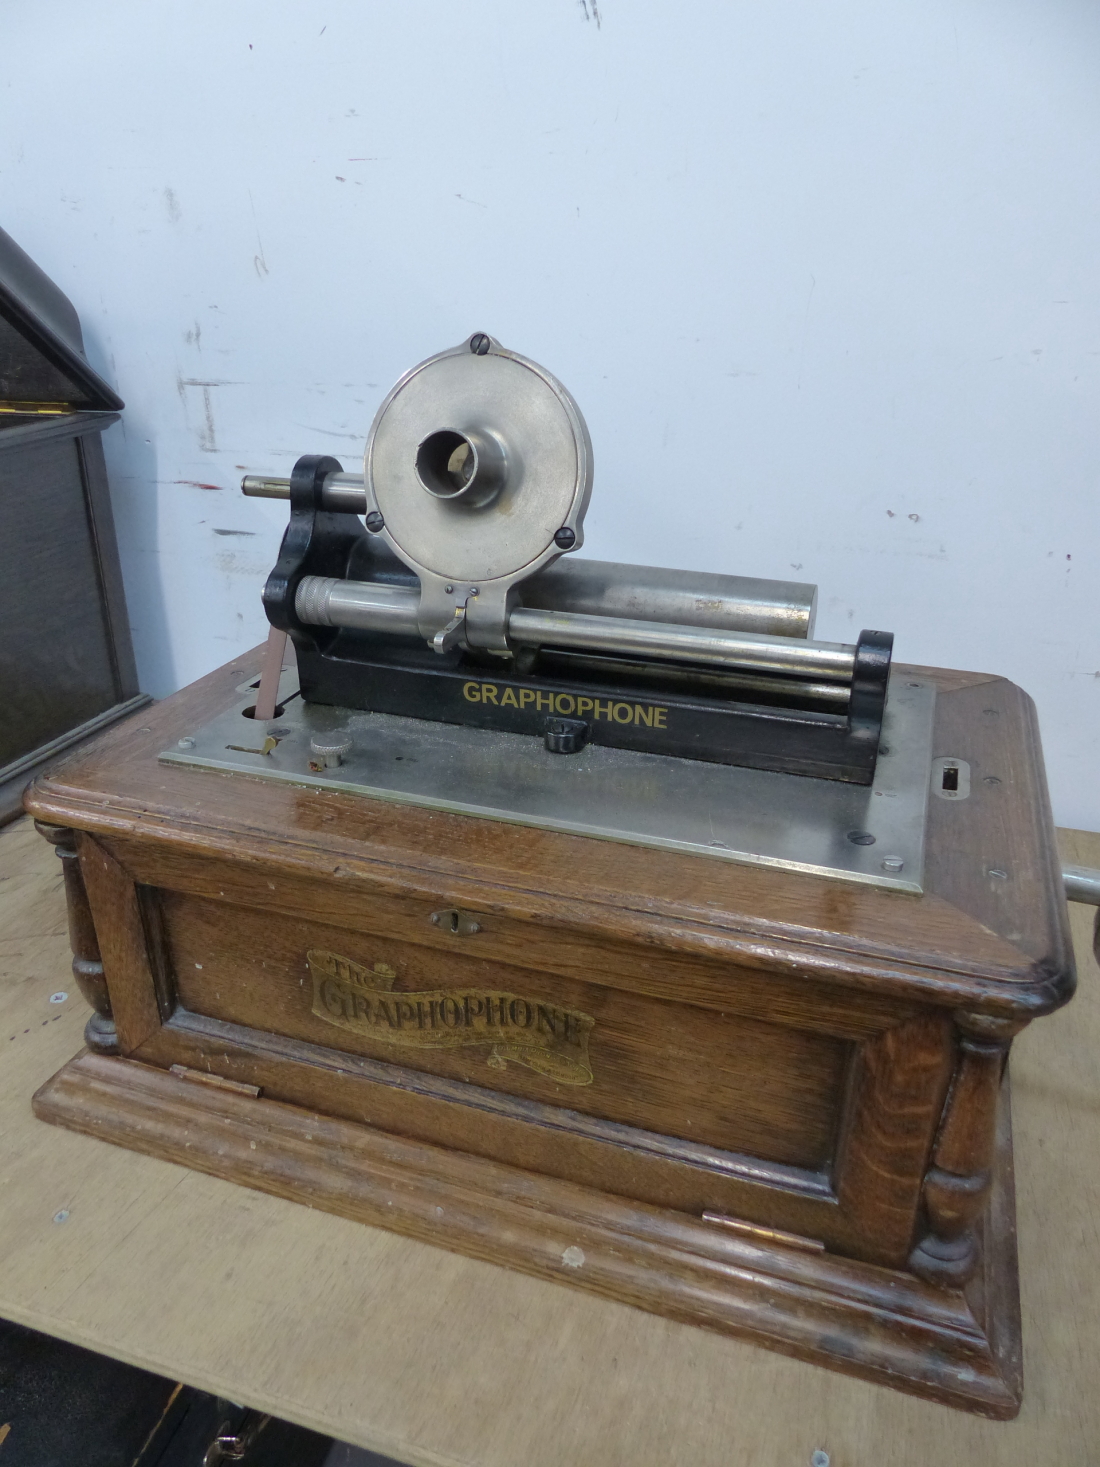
(26, 648, 1074, 1418)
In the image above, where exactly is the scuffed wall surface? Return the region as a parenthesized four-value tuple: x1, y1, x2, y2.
(1, 0, 1098, 825)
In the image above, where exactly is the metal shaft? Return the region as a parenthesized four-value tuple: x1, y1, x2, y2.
(294, 575, 856, 681)
(245, 472, 818, 639)
(509, 607, 854, 679)
(242, 472, 369, 514)
(294, 577, 420, 638)
(519, 557, 816, 640)
(1063, 864, 1100, 905)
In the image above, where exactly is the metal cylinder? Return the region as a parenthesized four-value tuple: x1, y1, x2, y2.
(414, 428, 506, 507)
(294, 575, 855, 682)
(521, 557, 816, 640)
(250, 471, 818, 640)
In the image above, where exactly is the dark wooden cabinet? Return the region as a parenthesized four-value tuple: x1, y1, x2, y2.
(0, 225, 146, 822)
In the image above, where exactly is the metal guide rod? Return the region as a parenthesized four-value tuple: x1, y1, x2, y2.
(243, 473, 819, 640)
(1063, 864, 1100, 905)
(511, 607, 854, 679)
(293, 575, 857, 682)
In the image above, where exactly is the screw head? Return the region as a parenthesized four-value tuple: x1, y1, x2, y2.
(469, 333, 491, 356)
(847, 830, 876, 846)
(554, 526, 577, 549)
(49, 992, 68, 1004)
(177, 736, 195, 749)
(53, 1210, 69, 1224)
(444, 584, 454, 594)
(365, 510, 385, 533)
(810, 1453, 830, 1467)
(882, 856, 904, 872)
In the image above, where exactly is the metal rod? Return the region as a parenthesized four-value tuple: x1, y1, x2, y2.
(520, 558, 817, 640)
(540, 648, 851, 709)
(294, 576, 856, 681)
(509, 606, 855, 679)
(247, 472, 819, 640)
(1063, 864, 1100, 905)
(241, 474, 292, 498)
(241, 472, 368, 513)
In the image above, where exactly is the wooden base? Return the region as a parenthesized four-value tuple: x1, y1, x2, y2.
(34, 1048, 1023, 1419)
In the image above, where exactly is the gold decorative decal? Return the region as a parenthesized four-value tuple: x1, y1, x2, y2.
(307, 949, 594, 1086)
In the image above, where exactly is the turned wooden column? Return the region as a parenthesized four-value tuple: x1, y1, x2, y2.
(35, 822, 119, 1055)
(908, 1011, 1024, 1288)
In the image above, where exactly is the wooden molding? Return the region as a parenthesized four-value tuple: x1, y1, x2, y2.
(33, 1050, 1024, 1419)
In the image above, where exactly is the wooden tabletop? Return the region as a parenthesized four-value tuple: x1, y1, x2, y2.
(1, 811, 1097, 1466)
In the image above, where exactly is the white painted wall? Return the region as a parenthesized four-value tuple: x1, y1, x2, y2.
(3, 0, 1099, 825)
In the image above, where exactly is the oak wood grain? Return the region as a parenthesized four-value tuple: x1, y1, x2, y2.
(32, 1049, 1022, 1418)
(32, 822, 117, 1053)
(17, 649, 1077, 1419)
(133, 1012, 853, 1249)
(3, 815, 1099, 1464)
(76, 834, 161, 1054)
(835, 1012, 955, 1265)
(161, 888, 849, 1169)
(98, 832, 919, 1042)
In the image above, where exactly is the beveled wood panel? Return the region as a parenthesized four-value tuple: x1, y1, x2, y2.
(161, 888, 850, 1171)
(96, 833, 917, 1042)
(924, 677, 1072, 977)
(20, 649, 1075, 1419)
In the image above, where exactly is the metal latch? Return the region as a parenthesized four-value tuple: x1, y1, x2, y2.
(430, 907, 482, 936)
